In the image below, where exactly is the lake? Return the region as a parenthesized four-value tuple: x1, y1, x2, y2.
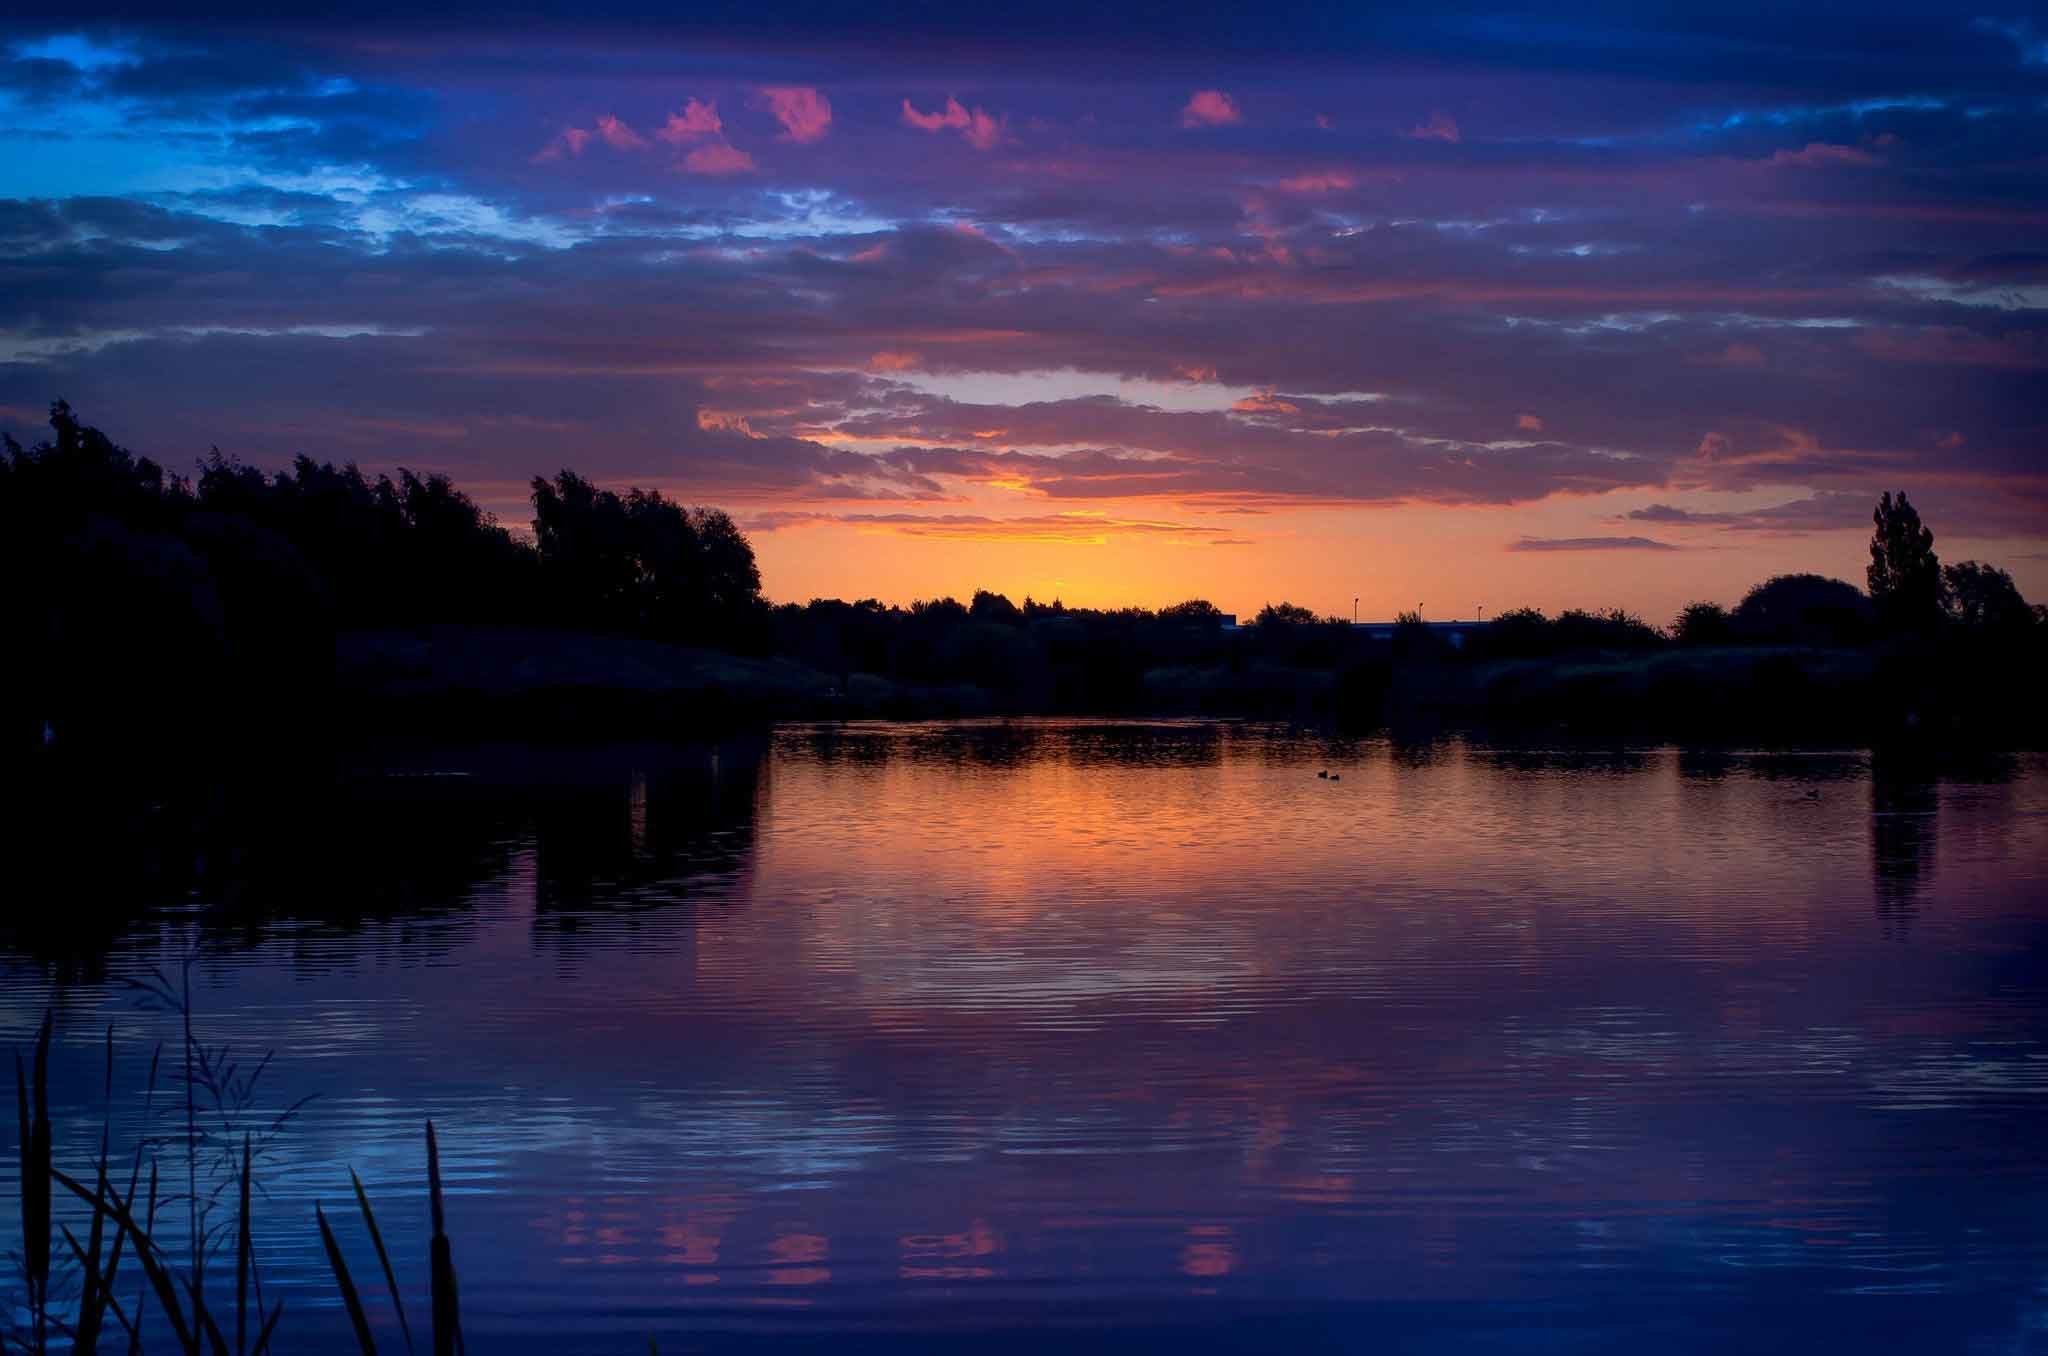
(5, 721, 2048, 1353)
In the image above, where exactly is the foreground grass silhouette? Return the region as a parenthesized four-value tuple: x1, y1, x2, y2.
(9, 976, 486, 1355)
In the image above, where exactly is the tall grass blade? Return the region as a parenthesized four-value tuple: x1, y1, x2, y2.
(63, 1222, 143, 1351)
(251, 1302, 284, 1356)
(350, 1167, 415, 1355)
(237, 1136, 253, 1356)
(316, 1203, 379, 1356)
(130, 1159, 160, 1356)
(18, 1008, 54, 1352)
(178, 1270, 233, 1356)
(74, 1025, 118, 1355)
(425, 1122, 462, 1356)
(51, 1164, 200, 1356)
(74, 1160, 111, 1353)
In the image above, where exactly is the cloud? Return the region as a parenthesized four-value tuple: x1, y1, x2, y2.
(1276, 171, 1355, 193)
(1621, 493, 1879, 535)
(1231, 390, 1300, 415)
(594, 114, 646, 150)
(1403, 111, 1460, 143)
(747, 510, 1226, 543)
(532, 125, 593, 162)
(760, 85, 831, 142)
(681, 142, 755, 175)
(1516, 413, 1544, 431)
(1508, 536, 1680, 552)
(8, 30, 2048, 567)
(1768, 142, 1879, 168)
(1854, 327, 2048, 370)
(533, 115, 646, 160)
(1695, 342, 1767, 367)
(657, 98, 722, 143)
(1180, 90, 1241, 128)
(1622, 503, 1727, 525)
(902, 97, 1006, 150)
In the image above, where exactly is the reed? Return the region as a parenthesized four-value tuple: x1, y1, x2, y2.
(15, 1009, 52, 1352)
(316, 1203, 379, 1355)
(350, 1167, 415, 1355)
(425, 1121, 464, 1356)
(13, 1010, 686, 1354)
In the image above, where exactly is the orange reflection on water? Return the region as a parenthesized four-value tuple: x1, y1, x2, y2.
(766, 1230, 831, 1287)
(899, 1218, 1003, 1280)
(1180, 1223, 1238, 1282)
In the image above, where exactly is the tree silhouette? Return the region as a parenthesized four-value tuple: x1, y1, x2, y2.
(529, 471, 762, 642)
(1256, 602, 1322, 626)
(1868, 491, 1943, 631)
(1671, 601, 1732, 646)
(1159, 599, 1224, 624)
(1733, 573, 1871, 645)
(1942, 561, 2032, 629)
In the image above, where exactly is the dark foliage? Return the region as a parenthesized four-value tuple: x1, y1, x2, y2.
(530, 470, 760, 645)
(1869, 490, 1944, 632)
(1471, 607, 1662, 659)
(1670, 601, 1732, 647)
(1, 403, 761, 761)
(3, 405, 2043, 752)
(1943, 560, 2032, 630)
(1732, 573, 1873, 646)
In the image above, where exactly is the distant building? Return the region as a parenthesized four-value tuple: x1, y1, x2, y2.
(1353, 620, 1487, 650)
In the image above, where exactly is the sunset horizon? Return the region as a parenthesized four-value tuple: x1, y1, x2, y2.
(4, 5, 2044, 620)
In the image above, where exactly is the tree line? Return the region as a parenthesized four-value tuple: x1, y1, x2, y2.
(3, 403, 2042, 750)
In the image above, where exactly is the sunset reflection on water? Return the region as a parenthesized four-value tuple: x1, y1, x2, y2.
(4, 723, 2046, 1353)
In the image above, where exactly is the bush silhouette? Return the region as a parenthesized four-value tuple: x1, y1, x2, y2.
(1733, 574, 1872, 646)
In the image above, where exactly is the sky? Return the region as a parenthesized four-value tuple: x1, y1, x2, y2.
(1, 3, 2044, 620)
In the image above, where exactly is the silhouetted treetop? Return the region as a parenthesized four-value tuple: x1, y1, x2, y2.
(529, 470, 762, 641)
(1943, 560, 2032, 629)
(969, 590, 1023, 625)
(1734, 573, 1872, 645)
(1256, 602, 1325, 627)
(1870, 491, 1944, 631)
(1671, 601, 1732, 647)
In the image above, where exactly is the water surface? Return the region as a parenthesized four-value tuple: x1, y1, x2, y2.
(5, 722, 2047, 1352)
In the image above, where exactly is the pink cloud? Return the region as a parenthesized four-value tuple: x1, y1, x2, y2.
(1855, 326, 2048, 370)
(869, 350, 922, 371)
(1180, 89, 1242, 128)
(532, 125, 593, 162)
(1937, 431, 1966, 450)
(1768, 142, 1879, 168)
(594, 114, 647, 150)
(1516, 413, 1544, 431)
(1233, 389, 1300, 415)
(760, 85, 831, 142)
(1696, 341, 1767, 367)
(901, 97, 1005, 150)
(657, 98, 722, 144)
(1276, 171, 1356, 193)
(1313, 113, 1333, 130)
(682, 142, 756, 175)
(1403, 111, 1460, 143)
